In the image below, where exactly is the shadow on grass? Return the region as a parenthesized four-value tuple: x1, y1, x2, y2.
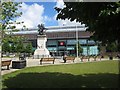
(2, 72, 119, 88)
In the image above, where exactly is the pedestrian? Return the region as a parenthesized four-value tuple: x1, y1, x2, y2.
(63, 53, 67, 63)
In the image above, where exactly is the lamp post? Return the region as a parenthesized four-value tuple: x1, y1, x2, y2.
(76, 25, 79, 58)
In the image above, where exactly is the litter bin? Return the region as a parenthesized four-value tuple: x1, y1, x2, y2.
(12, 60, 26, 69)
(109, 56, 113, 60)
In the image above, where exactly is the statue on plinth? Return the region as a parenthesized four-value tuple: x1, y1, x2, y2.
(34, 24, 50, 59)
(38, 24, 46, 35)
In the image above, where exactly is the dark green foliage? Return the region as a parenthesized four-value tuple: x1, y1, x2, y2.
(97, 44, 101, 53)
(16, 41, 25, 53)
(25, 43, 33, 53)
(106, 42, 118, 52)
(0, 1, 22, 56)
(78, 43, 83, 54)
(2, 41, 10, 53)
(10, 43, 16, 53)
(2, 35, 34, 54)
(55, 2, 120, 44)
(118, 43, 120, 52)
(2, 36, 25, 53)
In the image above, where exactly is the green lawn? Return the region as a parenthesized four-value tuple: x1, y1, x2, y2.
(0, 83, 1, 90)
(2, 60, 119, 88)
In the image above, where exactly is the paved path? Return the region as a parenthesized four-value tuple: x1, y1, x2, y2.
(1, 57, 119, 75)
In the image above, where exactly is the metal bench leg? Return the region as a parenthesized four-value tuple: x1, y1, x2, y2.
(53, 60, 54, 64)
(64, 60, 66, 63)
(40, 61, 42, 65)
(94, 58, 96, 61)
(88, 58, 90, 61)
(81, 59, 83, 62)
(7, 65, 9, 70)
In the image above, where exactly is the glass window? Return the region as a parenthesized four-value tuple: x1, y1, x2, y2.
(67, 47, 75, 50)
(58, 46, 66, 49)
(67, 40, 76, 45)
(47, 47, 57, 51)
(89, 46, 98, 55)
(82, 46, 88, 55)
(88, 40, 95, 44)
(47, 40, 57, 46)
(79, 39, 87, 44)
(82, 46, 99, 55)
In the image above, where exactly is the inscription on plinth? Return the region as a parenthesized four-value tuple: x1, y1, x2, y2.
(34, 35, 50, 59)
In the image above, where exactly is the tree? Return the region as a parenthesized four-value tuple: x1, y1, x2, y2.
(106, 42, 118, 52)
(74, 41, 83, 56)
(1, 1, 22, 30)
(25, 43, 33, 53)
(2, 35, 25, 54)
(2, 41, 10, 53)
(16, 41, 25, 53)
(0, 1, 22, 56)
(55, 2, 120, 48)
(97, 44, 101, 54)
(10, 42, 17, 53)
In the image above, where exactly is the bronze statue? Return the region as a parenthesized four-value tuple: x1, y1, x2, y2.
(38, 24, 46, 35)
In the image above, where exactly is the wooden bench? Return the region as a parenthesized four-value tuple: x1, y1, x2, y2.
(63, 56, 75, 63)
(1, 60, 12, 70)
(80, 56, 91, 62)
(40, 57, 55, 65)
(93, 55, 101, 61)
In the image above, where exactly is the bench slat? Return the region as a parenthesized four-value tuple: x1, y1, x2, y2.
(1, 60, 12, 70)
(40, 58, 55, 65)
(81, 55, 101, 62)
(81, 56, 91, 62)
(63, 56, 75, 63)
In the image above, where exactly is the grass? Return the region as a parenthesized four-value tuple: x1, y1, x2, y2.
(0, 80, 1, 90)
(2, 60, 119, 88)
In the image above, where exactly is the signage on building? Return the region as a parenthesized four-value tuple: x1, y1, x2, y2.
(58, 41, 66, 46)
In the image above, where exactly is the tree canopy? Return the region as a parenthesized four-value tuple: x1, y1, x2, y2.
(2, 36, 25, 53)
(0, 1, 23, 55)
(55, 2, 120, 44)
(106, 42, 118, 52)
(1, 2, 22, 29)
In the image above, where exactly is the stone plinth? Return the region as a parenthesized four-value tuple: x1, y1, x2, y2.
(34, 35, 50, 59)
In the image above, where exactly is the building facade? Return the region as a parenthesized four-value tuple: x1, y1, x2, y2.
(11, 25, 99, 56)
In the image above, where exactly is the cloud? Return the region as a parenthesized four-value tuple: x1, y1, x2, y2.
(14, 3, 46, 29)
(55, 0, 65, 9)
(57, 19, 82, 26)
(54, 12, 83, 26)
(10, 1, 84, 30)
(54, 0, 83, 26)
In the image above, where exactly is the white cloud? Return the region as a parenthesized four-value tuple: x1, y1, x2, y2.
(55, 0, 65, 9)
(54, 0, 83, 26)
(54, 12, 83, 26)
(14, 3, 45, 29)
(10, 1, 84, 30)
(57, 19, 82, 26)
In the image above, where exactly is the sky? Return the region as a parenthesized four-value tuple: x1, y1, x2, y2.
(12, 0, 83, 29)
